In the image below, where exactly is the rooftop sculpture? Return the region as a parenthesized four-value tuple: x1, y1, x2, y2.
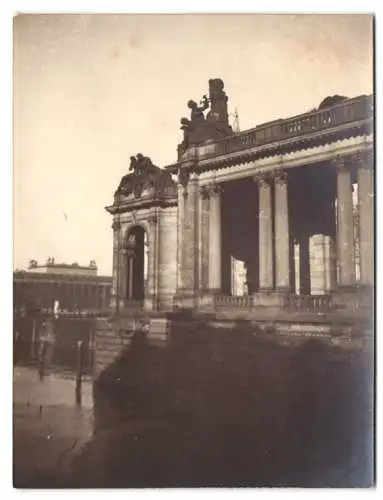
(179, 78, 233, 153)
(116, 153, 176, 200)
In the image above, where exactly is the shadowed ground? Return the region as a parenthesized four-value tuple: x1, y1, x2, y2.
(68, 328, 374, 488)
(13, 327, 374, 488)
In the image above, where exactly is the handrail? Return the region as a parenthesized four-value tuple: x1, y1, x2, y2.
(282, 294, 333, 313)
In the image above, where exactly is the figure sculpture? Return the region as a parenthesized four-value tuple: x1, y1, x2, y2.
(117, 153, 173, 199)
(188, 95, 210, 123)
(179, 79, 232, 154)
(129, 153, 158, 176)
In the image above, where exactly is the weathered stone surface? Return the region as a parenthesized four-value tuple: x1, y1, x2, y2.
(157, 207, 177, 309)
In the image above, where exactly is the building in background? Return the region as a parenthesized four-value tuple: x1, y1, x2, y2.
(13, 258, 112, 315)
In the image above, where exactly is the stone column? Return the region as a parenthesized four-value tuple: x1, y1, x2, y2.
(119, 248, 128, 302)
(146, 214, 159, 311)
(176, 184, 185, 290)
(299, 232, 311, 295)
(178, 171, 199, 298)
(208, 183, 222, 292)
(111, 220, 120, 309)
(274, 170, 291, 291)
(323, 235, 337, 292)
(257, 175, 274, 290)
(198, 186, 208, 291)
(127, 250, 135, 300)
(357, 152, 373, 286)
(101, 285, 106, 310)
(335, 157, 356, 287)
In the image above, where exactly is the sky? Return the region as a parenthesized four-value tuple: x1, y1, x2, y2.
(13, 13, 373, 276)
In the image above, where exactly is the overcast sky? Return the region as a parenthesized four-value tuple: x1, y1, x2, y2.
(13, 14, 373, 275)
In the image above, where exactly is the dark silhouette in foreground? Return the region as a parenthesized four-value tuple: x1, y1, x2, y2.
(49, 323, 373, 488)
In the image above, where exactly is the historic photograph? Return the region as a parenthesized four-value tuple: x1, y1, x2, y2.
(13, 13, 374, 488)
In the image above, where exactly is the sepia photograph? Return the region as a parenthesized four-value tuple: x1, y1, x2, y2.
(12, 12, 374, 489)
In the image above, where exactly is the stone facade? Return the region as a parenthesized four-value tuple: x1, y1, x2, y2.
(95, 81, 374, 375)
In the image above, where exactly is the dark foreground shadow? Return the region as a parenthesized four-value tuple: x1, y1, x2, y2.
(20, 326, 374, 488)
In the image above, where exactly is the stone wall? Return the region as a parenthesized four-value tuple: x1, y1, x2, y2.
(93, 318, 134, 377)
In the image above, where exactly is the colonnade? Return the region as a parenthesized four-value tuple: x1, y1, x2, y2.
(176, 150, 373, 299)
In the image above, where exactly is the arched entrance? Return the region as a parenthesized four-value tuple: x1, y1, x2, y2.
(125, 226, 148, 301)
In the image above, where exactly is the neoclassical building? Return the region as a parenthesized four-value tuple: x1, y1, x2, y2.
(95, 79, 373, 374)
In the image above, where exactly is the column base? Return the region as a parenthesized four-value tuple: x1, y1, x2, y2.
(173, 288, 199, 310)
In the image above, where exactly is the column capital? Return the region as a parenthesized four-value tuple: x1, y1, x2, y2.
(112, 220, 121, 230)
(352, 149, 374, 170)
(254, 173, 271, 187)
(199, 185, 210, 200)
(200, 183, 223, 199)
(178, 167, 190, 188)
(274, 169, 288, 184)
(210, 182, 223, 197)
(148, 214, 158, 227)
(332, 154, 349, 171)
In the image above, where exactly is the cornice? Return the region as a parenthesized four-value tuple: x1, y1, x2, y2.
(165, 118, 372, 174)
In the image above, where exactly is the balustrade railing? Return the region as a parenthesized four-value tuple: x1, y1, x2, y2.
(205, 95, 372, 160)
(282, 294, 333, 313)
(214, 295, 252, 309)
(212, 294, 333, 313)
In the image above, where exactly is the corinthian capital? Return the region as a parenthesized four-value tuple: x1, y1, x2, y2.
(332, 154, 348, 172)
(254, 173, 270, 187)
(274, 169, 288, 184)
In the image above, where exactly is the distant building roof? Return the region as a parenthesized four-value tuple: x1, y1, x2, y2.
(25, 258, 99, 276)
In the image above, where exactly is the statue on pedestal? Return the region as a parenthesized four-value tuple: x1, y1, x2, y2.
(179, 79, 233, 154)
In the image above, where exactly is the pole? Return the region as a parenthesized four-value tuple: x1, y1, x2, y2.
(30, 316, 36, 361)
(75, 340, 84, 406)
(38, 338, 46, 381)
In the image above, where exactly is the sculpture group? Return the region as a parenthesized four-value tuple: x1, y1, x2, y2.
(179, 78, 233, 151)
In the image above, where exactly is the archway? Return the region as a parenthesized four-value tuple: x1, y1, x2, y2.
(126, 226, 148, 301)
